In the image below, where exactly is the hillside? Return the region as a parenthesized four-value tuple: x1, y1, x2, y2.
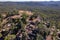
(0, 1, 60, 40)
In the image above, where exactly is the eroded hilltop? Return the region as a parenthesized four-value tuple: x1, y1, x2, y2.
(0, 10, 60, 40)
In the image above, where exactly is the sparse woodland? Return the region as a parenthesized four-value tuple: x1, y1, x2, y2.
(0, 2, 60, 40)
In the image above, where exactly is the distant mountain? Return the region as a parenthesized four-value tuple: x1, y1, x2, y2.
(0, 1, 60, 10)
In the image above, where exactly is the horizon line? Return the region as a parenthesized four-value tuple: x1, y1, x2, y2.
(0, 1, 60, 2)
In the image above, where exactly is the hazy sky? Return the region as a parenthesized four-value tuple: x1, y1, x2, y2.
(0, 0, 60, 2)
